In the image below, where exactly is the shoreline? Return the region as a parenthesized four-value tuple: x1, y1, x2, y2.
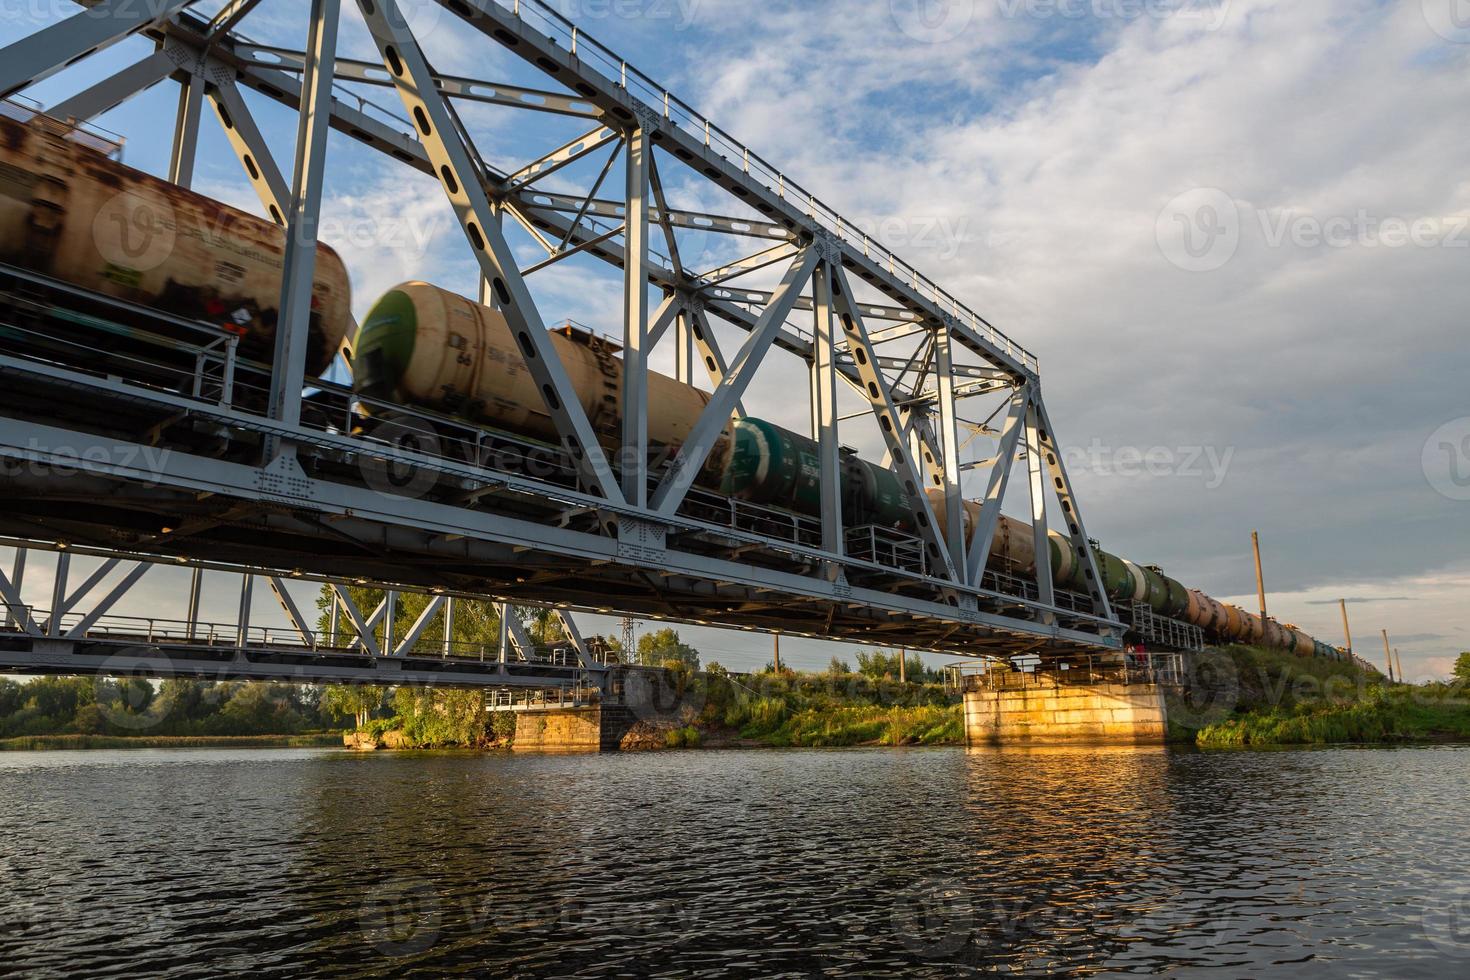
(0, 733, 344, 751)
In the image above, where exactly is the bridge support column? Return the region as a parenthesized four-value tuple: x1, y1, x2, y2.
(964, 670, 1168, 746)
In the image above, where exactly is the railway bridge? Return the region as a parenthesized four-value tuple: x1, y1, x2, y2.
(0, 0, 1225, 743)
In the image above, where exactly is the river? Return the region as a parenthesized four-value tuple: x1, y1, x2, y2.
(1, 744, 1467, 977)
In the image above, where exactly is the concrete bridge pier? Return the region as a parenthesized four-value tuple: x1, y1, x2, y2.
(963, 664, 1170, 746)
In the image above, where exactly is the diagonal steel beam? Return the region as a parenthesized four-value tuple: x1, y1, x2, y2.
(268, 577, 317, 646)
(206, 0, 265, 39)
(356, 0, 623, 502)
(553, 609, 598, 670)
(553, 136, 623, 253)
(64, 563, 150, 639)
(1031, 395, 1115, 622)
(651, 248, 817, 517)
(511, 125, 619, 189)
(503, 610, 534, 662)
(47, 50, 176, 123)
(393, 595, 445, 656)
(964, 385, 1028, 586)
(333, 587, 382, 658)
(206, 80, 290, 224)
(688, 305, 746, 416)
(831, 265, 958, 582)
(0, 0, 198, 99)
(645, 293, 682, 350)
(0, 559, 40, 636)
(236, 45, 606, 119)
(697, 242, 803, 289)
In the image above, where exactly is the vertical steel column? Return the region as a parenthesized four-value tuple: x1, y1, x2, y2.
(622, 124, 652, 507)
(1025, 402, 1055, 614)
(186, 566, 204, 641)
(932, 324, 968, 581)
(237, 574, 254, 649)
(47, 551, 70, 637)
(673, 312, 694, 384)
(810, 261, 843, 560)
(383, 590, 397, 656)
(267, 0, 340, 432)
(443, 597, 456, 657)
(168, 73, 205, 190)
(497, 604, 510, 664)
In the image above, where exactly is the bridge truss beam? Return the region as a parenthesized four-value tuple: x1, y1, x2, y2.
(0, 0, 1123, 677)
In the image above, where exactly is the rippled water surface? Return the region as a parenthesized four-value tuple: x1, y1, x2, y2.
(2, 744, 1469, 977)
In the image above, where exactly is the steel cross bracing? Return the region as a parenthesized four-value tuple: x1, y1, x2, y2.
(0, 0, 1124, 674)
(0, 541, 606, 690)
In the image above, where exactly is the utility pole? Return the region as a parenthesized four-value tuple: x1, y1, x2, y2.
(899, 648, 907, 684)
(773, 632, 781, 673)
(1252, 531, 1268, 622)
(1395, 648, 1405, 685)
(1339, 598, 1353, 654)
(1382, 629, 1394, 683)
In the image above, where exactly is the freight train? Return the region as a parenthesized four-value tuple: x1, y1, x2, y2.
(0, 106, 352, 380)
(0, 107, 1347, 663)
(354, 282, 1350, 663)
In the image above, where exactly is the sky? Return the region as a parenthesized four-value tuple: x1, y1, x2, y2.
(1, 0, 1466, 679)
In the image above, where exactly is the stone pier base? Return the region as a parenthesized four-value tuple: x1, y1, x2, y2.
(513, 705, 639, 753)
(964, 675, 1168, 745)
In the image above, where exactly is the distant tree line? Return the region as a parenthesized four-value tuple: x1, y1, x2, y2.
(0, 676, 347, 738)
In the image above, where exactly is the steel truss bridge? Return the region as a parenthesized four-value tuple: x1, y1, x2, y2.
(0, 0, 1129, 691)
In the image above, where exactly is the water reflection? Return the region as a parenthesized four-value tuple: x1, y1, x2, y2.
(1, 745, 1468, 977)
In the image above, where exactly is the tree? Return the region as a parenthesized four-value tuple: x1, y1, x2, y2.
(321, 684, 388, 730)
(637, 627, 700, 671)
(828, 656, 852, 676)
(314, 584, 522, 659)
(1454, 652, 1470, 685)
